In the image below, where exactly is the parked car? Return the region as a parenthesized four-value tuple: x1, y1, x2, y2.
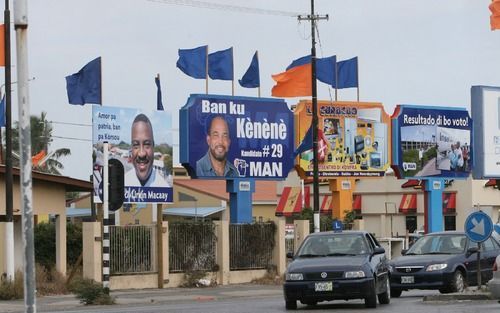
(390, 231, 500, 297)
(283, 231, 391, 310)
(488, 255, 500, 299)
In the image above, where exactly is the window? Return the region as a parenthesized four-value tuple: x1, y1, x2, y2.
(405, 216, 417, 233)
(482, 238, 497, 252)
(444, 216, 456, 231)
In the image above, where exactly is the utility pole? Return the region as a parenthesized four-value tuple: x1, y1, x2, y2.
(298, 1, 328, 233)
(14, 1, 36, 312)
(3, 0, 14, 282)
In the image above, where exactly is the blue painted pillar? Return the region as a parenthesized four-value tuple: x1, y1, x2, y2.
(226, 178, 255, 224)
(423, 178, 444, 233)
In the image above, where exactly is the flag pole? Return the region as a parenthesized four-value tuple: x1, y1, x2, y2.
(334, 59, 338, 101)
(356, 57, 359, 101)
(257, 50, 261, 97)
(231, 47, 234, 96)
(205, 45, 209, 94)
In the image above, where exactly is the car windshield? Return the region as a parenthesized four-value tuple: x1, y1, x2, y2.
(406, 234, 466, 255)
(297, 234, 369, 257)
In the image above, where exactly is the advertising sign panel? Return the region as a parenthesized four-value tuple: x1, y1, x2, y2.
(92, 106, 173, 203)
(392, 105, 472, 179)
(179, 94, 294, 179)
(294, 100, 392, 177)
(471, 86, 500, 179)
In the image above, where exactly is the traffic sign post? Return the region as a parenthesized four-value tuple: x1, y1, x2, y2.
(464, 210, 494, 288)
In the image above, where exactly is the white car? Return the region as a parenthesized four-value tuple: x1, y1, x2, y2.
(489, 255, 500, 299)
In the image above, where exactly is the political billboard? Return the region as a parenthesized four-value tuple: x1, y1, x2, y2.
(392, 105, 472, 179)
(92, 106, 173, 203)
(294, 100, 392, 177)
(471, 86, 500, 179)
(179, 94, 294, 179)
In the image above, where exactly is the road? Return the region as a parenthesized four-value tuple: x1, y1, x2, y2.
(2, 285, 498, 313)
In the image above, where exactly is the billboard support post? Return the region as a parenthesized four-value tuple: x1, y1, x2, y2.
(227, 178, 255, 224)
(329, 179, 354, 221)
(423, 178, 444, 233)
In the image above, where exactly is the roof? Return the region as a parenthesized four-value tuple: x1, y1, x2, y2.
(174, 179, 278, 202)
(163, 207, 225, 218)
(0, 165, 93, 192)
(66, 207, 92, 217)
(308, 230, 370, 237)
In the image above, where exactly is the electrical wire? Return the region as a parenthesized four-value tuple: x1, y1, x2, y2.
(147, 0, 303, 17)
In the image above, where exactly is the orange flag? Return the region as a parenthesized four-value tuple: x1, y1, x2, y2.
(32, 150, 46, 166)
(489, 0, 500, 30)
(0, 24, 4, 67)
(271, 63, 312, 97)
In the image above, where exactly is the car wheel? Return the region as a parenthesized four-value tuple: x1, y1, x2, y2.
(285, 300, 297, 310)
(450, 270, 465, 293)
(391, 288, 402, 298)
(378, 278, 391, 304)
(364, 281, 378, 308)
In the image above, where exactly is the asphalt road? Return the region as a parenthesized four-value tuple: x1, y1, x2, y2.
(1, 285, 499, 313)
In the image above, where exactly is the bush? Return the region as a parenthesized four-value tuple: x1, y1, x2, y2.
(69, 279, 114, 305)
(35, 264, 69, 296)
(34, 222, 82, 270)
(0, 271, 24, 300)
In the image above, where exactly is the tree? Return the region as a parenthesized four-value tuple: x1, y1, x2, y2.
(10, 111, 71, 175)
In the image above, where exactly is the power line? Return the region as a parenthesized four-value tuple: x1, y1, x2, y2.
(52, 135, 92, 142)
(147, 0, 303, 17)
(49, 121, 92, 127)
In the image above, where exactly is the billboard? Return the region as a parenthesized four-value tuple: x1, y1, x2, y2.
(294, 100, 392, 177)
(180, 94, 294, 179)
(392, 105, 472, 179)
(92, 106, 173, 203)
(471, 86, 500, 179)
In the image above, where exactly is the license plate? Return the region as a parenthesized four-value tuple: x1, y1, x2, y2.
(401, 276, 414, 284)
(315, 281, 333, 292)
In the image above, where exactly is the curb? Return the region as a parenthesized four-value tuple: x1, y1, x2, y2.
(423, 294, 492, 301)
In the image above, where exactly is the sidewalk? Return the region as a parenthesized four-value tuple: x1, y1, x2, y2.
(0, 284, 283, 313)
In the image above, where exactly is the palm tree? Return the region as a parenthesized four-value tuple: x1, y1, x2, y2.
(10, 111, 71, 175)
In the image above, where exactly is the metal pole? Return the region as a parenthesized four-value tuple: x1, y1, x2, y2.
(102, 142, 110, 290)
(477, 242, 481, 288)
(13, 0, 35, 311)
(310, 0, 320, 233)
(4, 0, 15, 282)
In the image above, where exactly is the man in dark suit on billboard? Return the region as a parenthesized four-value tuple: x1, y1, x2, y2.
(196, 115, 239, 178)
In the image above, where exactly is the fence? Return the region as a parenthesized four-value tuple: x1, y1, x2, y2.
(169, 222, 218, 273)
(109, 225, 157, 275)
(229, 222, 276, 271)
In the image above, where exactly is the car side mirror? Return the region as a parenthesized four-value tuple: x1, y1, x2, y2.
(466, 247, 478, 257)
(286, 251, 294, 259)
(401, 249, 408, 255)
(373, 247, 385, 255)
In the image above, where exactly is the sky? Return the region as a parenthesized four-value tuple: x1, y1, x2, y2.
(3, 0, 500, 181)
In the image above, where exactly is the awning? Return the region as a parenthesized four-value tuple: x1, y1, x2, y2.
(442, 192, 456, 214)
(399, 194, 417, 214)
(66, 207, 92, 217)
(275, 186, 310, 217)
(320, 195, 332, 215)
(401, 179, 423, 189)
(163, 207, 225, 218)
(353, 195, 362, 212)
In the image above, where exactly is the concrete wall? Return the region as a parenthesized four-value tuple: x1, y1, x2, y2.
(82, 218, 287, 290)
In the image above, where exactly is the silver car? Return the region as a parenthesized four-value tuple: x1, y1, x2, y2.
(488, 255, 500, 299)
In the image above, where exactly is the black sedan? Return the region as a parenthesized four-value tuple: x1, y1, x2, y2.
(283, 231, 391, 310)
(390, 231, 500, 297)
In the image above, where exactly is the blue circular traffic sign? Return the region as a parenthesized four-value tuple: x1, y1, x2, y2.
(464, 211, 493, 243)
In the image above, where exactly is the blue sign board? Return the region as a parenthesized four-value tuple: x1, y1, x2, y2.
(180, 94, 294, 179)
(392, 105, 472, 179)
(464, 211, 493, 243)
(332, 220, 343, 231)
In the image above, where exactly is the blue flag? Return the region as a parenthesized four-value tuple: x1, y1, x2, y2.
(208, 47, 233, 80)
(293, 125, 313, 157)
(286, 55, 337, 86)
(65, 57, 102, 105)
(238, 51, 260, 88)
(0, 96, 5, 127)
(336, 57, 358, 88)
(155, 76, 164, 111)
(176, 46, 208, 79)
